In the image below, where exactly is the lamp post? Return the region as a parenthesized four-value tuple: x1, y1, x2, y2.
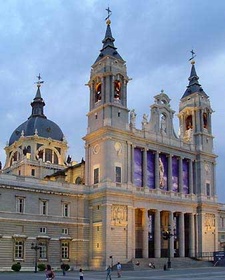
(162, 225, 173, 270)
(31, 242, 41, 273)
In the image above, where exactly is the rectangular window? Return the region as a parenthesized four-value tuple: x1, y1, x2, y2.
(62, 203, 70, 217)
(61, 242, 69, 259)
(14, 241, 24, 259)
(31, 169, 35, 176)
(94, 168, 99, 184)
(40, 200, 48, 215)
(116, 166, 122, 183)
(39, 242, 47, 259)
(62, 228, 69, 235)
(16, 197, 25, 213)
(40, 227, 47, 234)
(206, 183, 210, 196)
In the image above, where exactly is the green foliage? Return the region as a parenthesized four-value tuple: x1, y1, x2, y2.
(38, 263, 46, 271)
(11, 262, 21, 272)
(64, 264, 70, 271)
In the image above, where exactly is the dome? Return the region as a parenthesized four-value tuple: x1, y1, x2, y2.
(9, 116, 64, 146)
(8, 80, 64, 146)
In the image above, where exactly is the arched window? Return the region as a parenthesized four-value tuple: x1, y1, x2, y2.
(185, 115, 193, 130)
(95, 82, 102, 102)
(203, 112, 208, 129)
(75, 177, 82, 185)
(114, 80, 121, 100)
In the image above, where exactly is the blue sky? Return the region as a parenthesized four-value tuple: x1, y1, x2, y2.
(0, 0, 225, 202)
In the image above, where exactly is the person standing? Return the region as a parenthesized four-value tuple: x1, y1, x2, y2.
(106, 265, 112, 280)
(116, 262, 122, 278)
(79, 268, 84, 280)
(61, 262, 66, 276)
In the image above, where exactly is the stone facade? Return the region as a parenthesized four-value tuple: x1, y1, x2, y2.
(0, 17, 224, 272)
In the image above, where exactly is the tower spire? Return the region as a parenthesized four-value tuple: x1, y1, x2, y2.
(182, 52, 208, 99)
(29, 74, 46, 119)
(94, 8, 124, 64)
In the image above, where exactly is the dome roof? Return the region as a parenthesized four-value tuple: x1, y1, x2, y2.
(9, 116, 64, 146)
(9, 79, 64, 146)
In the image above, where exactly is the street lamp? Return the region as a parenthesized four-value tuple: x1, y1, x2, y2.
(162, 225, 173, 270)
(31, 242, 41, 273)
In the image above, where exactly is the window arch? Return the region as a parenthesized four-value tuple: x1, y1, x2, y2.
(95, 82, 102, 102)
(114, 80, 121, 100)
(185, 115, 193, 130)
(75, 177, 82, 185)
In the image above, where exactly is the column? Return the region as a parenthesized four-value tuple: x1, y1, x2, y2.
(142, 209, 149, 258)
(154, 210, 161, 258)
(189, 213, 195, 257)
(127, 206, 134, 260)
(155, 151, 159, 189)
(127, 142, 132, 184)
(143, 149, 147, 187)
(102, 203, 112, 266)
(179, 212, 185, 257)
(168, 154, 172, 191)
(179, 157, 183, 193)
(189, 160, 193, 194)
(169, 211, 174, 258)
(131, 145, 135, 184)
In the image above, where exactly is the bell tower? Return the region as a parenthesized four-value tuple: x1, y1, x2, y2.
(178, 59, 214, 153)
(178, 57, 216, 197)
(86, 18, 130, 134)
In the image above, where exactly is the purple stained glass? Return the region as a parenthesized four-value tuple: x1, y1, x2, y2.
(134, 148, 143, 187)
(147, 151, 155, 189)
(183, 159, 189, 194)
(159, 154, 168, 190)
(172, 157, 179, 192)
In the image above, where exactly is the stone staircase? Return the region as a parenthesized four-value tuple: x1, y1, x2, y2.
(119, 258, 213, 271)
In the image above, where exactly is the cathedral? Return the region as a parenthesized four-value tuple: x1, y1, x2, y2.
(0, 14, 224, 271)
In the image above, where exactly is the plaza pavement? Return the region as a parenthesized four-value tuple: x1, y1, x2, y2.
(1, 267, 225, 280)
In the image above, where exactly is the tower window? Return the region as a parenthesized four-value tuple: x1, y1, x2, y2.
(114, 80, 121, 100)
(94, 168, 99, 184)
(118, 111, 121, 117)
(185, 115, 193, 130)
(203, 112, 208, 129)
(206, 183, 210, 196)
(95, 82, 102, 102)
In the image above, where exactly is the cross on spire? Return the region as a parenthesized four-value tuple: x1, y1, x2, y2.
(105, 7, 112, 21)
(189, 49, 196, 61)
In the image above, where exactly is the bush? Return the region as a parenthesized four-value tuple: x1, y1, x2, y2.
(64, 264, 70, 271)
(38, 263, 46, 271)
(11, 262, 21, 272)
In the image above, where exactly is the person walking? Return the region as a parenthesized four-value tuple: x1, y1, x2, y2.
(116, 262, 122, 278)
(45, 264, 55, 280)
(61, 262, 66, 276)
(79, 268, 84, 280)
(106, 265, 112, 280)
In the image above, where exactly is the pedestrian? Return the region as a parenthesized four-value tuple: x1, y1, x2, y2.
(106, 265, 112, 280)
(45, 264, 55, 280)
(61, 262, 66, 276)
(79, 268, 84, 280)
(116, 262, 122, 278)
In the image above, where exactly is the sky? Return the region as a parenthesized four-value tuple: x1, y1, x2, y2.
(0, 0, 225, 202)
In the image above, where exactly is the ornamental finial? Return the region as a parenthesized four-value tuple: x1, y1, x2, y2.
(35, 73, 44, 88)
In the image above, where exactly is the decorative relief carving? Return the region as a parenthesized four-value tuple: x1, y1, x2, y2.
(111, 205, 127, 226)
(204, 213, 215, 233)
(93, 144, 100, 155)
(114, 142, 122, 155)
